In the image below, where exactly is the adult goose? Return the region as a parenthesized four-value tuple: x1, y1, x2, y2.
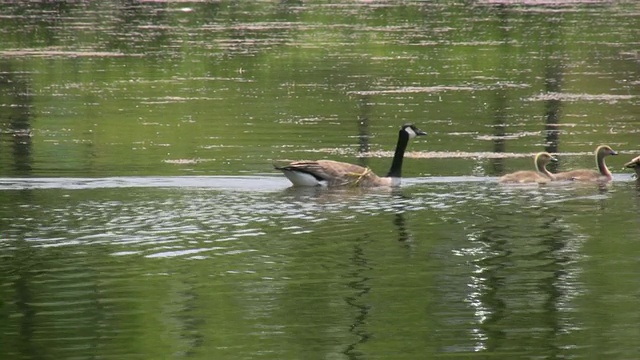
(623, 155, 640, 177)
(274, 123, 426, 187)
(499, 152, 557, 184)
(554, 145, 618, 181)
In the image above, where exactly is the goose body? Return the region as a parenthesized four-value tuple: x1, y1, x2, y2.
(623, 155, 640, 177)
(499, 152, 557, 184)
(554, 145, 618, 181)
(277, 160, 395, 187)
(275, 123, 426, 187)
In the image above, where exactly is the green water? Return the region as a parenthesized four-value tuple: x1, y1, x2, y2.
(1, 1, 639, 359)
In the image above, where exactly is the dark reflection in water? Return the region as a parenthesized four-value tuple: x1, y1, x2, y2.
(1, 181, 640, 358)
(4, 244, 131, 359)
(12, 237, 38, 360)
(490, 88, 507, 176)
(0, 61, 33, 176)
(465, 200, 577, 355)
(390, 189, 412, 245)
(356, 95, 372, 167)
(343, 237, 373, 360)
(488, 6, 509, 175)
(168, 280, 205, 357)
(343, 189, 414, 358)
(109, 1, 171, 56)
(394, 212, 411, 243)
(0, 1, 73, 47)
(541, 17, 564, 173)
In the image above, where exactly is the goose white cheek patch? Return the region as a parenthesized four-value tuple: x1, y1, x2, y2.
(404, 127, 417, 139)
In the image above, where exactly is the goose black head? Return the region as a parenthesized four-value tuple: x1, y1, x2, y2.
(401, 123, 427, 139)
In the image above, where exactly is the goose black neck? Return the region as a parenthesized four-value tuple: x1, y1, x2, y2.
(386, 130, 410, 178)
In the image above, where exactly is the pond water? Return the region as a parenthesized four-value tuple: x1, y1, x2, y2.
(1, 1, 639, 359)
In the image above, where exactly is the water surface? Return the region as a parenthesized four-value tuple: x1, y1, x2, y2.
(1, 1, 639, 359)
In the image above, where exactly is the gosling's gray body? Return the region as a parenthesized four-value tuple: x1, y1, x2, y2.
(624, 155, 640, 177)
(554, 145, 618, 181)
(499, 152, 557, 184)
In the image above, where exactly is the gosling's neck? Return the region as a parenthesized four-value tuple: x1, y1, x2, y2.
(535, 157, 553, 179)
(596, 151, 612, 179)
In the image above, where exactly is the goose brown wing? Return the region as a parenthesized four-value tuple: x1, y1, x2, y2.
(276, 160, 371, 185)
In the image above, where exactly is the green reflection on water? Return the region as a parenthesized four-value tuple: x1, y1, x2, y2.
(1, 1, 638, 178)
(1, 183, 640, 358)
(1, 1, 640, 359)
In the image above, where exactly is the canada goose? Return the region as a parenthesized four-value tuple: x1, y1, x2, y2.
(499, 152, 558, 184)
(554, 145, 618, 181)
(623, 155, 640, 177)
(274, 123, 426, 187)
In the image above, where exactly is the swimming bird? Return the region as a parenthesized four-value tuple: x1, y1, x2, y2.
(499, 152, 558, 184)
(274, 123, 426, 187)
(623, 155, 640, 177)
(553, 145, 618, 181)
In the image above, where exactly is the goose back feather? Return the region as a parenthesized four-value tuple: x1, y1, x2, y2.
(276, 160, 391, 187)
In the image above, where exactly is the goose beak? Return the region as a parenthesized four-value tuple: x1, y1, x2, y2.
(611, 150, 618, 156)
(550, 157, 558, 162)
(415, 128, 427, 136)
